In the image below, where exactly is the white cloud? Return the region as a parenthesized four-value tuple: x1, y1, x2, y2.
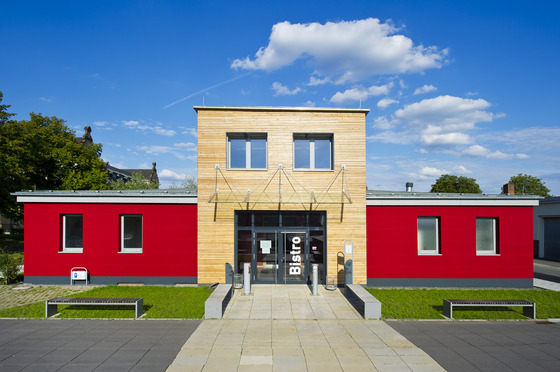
(174, 142, 197, 151)
(181, 127, 198, 137)
(272, 82, 302, 96)
(39, 96, 55, 102)
(330, 83, 393, 104)
(138, 145, 173, 155)
(453, 165, 471, 174)
(372, 116, 395, 130)
(123, 120, 176, 137)
(377, 98, 399, 109)
(413, 84, 437, 95)
(123, 120, 139, 127)
(231, 18, 448, 84)
(307, 76, 331, 86)
(394, 95, 502, 146)
(159, 169, 186, 182)
(462, 144, 528, 160)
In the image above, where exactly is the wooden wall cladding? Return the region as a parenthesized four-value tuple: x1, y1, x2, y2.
(197, 107, 368, 284)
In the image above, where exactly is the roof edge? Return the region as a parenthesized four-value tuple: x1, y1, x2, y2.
(193, 105, 370, 115)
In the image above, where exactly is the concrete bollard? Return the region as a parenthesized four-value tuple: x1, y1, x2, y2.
(243, 262, 251, 295)
(312, 264, 318, 296)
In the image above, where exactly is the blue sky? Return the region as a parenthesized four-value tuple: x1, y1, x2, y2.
(2, 0, 559, 195)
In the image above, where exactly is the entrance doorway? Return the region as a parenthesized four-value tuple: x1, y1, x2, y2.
(236, 211, 326, 284)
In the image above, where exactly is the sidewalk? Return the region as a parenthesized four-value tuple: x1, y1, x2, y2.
(167, 285, 444, 371)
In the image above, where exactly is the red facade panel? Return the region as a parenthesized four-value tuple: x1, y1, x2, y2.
(23, 203, 197, 279)
(366, 206, 534, 279)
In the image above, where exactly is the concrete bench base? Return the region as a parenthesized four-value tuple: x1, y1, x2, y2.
(443, 299, 536, 319)
(46, 297, 144, 318)
(344, 284, 381, 319)
(205, 284, 233, 319)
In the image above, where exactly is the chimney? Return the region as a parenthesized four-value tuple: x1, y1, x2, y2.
(406, 182, 413, 192)
(502, 183, 515, 195)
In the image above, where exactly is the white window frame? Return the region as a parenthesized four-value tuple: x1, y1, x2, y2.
(293, 133, 334, 171)
(226, 133, 267, 170)
(121, 214, 143, 253)
(476, 217, 498, 255)
(62, 214, 83, 253)
(417, 216, 440, 255)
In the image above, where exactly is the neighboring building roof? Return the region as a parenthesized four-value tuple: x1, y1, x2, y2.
(366, 190, 541, 206)
(539, 196, 560, 205)
(14, 188, 196, 204)
(193, 105, 370, 115)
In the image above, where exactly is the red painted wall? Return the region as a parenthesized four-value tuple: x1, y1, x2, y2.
(366, 206, 534, 279)
(23, 203, 197, 279)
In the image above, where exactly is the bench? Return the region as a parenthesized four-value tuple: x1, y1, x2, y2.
(443, 299, 535, 319)
(344, 284, 381, 319)
(205, 284, 233, 319)
(46, 297, 144, 318)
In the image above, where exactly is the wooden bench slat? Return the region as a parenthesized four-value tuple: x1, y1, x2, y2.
(443, 299, 535, 319)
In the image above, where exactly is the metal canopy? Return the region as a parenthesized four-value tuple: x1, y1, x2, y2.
(208, 164, 352, 206)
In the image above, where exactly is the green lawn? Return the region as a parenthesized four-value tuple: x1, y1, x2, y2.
(367, 288, 560, 320)
(0, 285, 213, 319)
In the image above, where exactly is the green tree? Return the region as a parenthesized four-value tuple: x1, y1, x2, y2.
(507, 173, 551, 197)
(169, 175, 197, 192)
(0, 92, 15, 125)
(0, 108, 109, 220)
(430, 174, 482, 193)
(110, 172, 159, 190)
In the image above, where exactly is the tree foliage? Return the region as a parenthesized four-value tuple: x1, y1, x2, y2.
(508, 173, 551, 197)
(169, 175, 197, 192)
(110, 172, 159, 190)
(0, 93, 109, 220)
(430, 174, 482, 193)
(0, 92, 15, 125)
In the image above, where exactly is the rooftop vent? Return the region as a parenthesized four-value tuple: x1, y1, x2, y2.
(406, 182, 413, 192)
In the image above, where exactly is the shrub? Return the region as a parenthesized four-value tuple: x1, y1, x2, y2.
(0, 249, 20, 284)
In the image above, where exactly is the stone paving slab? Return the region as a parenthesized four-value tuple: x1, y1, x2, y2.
(388, 320, 560, 372)
(0, 319, 200, 371)
(168, 285, 444, 371)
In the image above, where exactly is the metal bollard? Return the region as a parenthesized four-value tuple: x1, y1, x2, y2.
(312, 264, 318, 296)
(243, 262, 251, 295)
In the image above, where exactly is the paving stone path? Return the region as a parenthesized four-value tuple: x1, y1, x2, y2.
(0, 284, 93, 310)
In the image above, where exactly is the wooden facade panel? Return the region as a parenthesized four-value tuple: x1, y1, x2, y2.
(197, 107, 368, 284)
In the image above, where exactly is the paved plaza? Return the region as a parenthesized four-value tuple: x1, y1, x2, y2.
(167, 285, 444, 371)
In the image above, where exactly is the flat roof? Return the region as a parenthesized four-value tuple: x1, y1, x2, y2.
(193, 105, 370, 115)
(366, 190, 541, 206)
(14, 188, 197, 204)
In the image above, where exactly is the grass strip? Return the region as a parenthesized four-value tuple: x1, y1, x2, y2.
(0, 285, 212, 319)
(366, 288, 560, 320)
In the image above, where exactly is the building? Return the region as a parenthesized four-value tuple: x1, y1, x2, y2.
(534, 197, 560, 261)
(14, 106, 539, 287)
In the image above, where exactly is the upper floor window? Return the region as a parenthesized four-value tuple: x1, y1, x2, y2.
(62, 214, 83, 253)
(121, 215, 143, 253)
(476, 217, 498, 255)
(293, 134, 333, 170)
(227, 133, 267, 170)
(418, 216, 440, 255)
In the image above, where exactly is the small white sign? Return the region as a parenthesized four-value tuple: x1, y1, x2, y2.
(345, 243, 353, 254)
(261, 240, 271, 254)
(73, 271, 87, 280)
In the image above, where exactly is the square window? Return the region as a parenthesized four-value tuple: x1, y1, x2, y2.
(418, 217, 439, 255)
(121, 215, 142, 253)
(62, 215, 83, 253)
(293, 134, 333, 170)
(476, 217, 498, 255)
(227, 133, 267, 169)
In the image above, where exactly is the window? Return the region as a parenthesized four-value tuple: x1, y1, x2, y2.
(121, 215, 143, 253)
(418, 217, 440, 255)
(293, 134, 333, 170)
(227, 133, 267, 169)
(476, 217, 498, 255)
(62, 215, 83, 253)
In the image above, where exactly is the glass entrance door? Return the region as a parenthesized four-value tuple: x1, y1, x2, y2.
(282, 231, 306, 283)
(254, 230, 307, 284)
(255, 232, 278, 283)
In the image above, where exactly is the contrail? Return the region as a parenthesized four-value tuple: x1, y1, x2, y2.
(163, 74, 249, 109)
